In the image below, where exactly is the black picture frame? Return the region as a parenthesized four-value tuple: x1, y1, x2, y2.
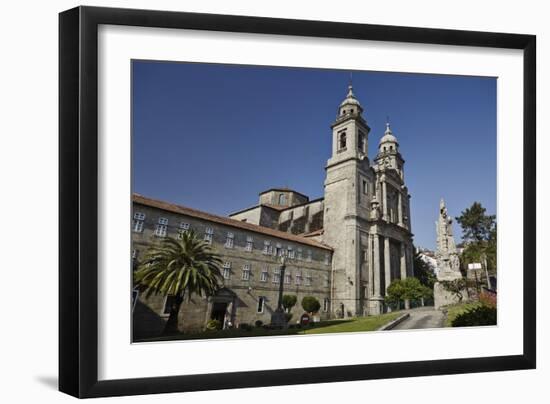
(59, 5, 536, 398)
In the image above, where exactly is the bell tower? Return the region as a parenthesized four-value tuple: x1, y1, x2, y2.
(323, 85, 374, 318)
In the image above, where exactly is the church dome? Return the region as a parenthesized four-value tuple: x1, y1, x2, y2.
(378, 122, 398, 146)
(339, 85, 362, 108)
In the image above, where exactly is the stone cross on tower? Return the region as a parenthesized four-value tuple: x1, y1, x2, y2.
(435, 198, 462, 281)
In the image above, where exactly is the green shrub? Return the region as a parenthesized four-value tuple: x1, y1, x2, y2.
(301, 296, 321, 313)
(282, 295, 297, 312)
(254, 320, 263, 328)
(451, 305, 496, 327)
(206, 319, 222, 330)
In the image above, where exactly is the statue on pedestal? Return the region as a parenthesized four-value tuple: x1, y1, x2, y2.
(433, 198, 464, 309)
(435, 198, 462, 281)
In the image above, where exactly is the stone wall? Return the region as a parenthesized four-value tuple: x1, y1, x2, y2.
(132, 201, 332, 339)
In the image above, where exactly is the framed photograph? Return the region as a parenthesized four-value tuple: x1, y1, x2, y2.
(59, 6, 536, 398)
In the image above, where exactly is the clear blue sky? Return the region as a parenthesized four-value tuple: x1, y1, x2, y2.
(132, 60, 496, 250)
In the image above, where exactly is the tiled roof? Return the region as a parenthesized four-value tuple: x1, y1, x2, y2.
(133, 194, 333, 251)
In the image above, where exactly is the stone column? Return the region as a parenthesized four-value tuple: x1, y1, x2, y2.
(398, 191, 403, 226)
(384, 236, 391, 293)
(372, 235, 381, 297)
(382, 181, 388, 221)
(400, 242, 407, 280)
(367, 234, 374, 297)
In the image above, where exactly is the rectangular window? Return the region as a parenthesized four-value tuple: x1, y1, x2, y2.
(305, 273, 312, 286)
(288, 246, 294, 259)
(132, 212, 145, 233)
(260, 267, 268, 282)
(257, 296, 266, 313)
(295, 272, 302, 285)
(323, 275, 329, 288)
(272, 269, 280, 284)
(163, 295, 177, 315)
(284, 273, 291, 284)
(306, 250, 312, 262)
(178, 222, 190, 238)
(132, 249, 137, 259)
(225, 232, 234, 248)
(154, 222, 167, 237)
(263, 240, 271, 255)
(324, 253, 330, 265)
(245, 236, 253, 252)
(297, 248, 303, 260)
(362, 179, 368, 194)
(158, 217, 169, 225)
(275, 242, 283, 257)
(222, 262, 231, 279)
(134, 212, 145, 220)
(323, 298, 330, 312)
(204, 227, 214, 244)
(242, 264, 251, 281)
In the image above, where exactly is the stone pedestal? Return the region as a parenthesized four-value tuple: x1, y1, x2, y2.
(434, 282, 466, 309)
(367, 298, 384, 315)
(270, 309, 288, 329)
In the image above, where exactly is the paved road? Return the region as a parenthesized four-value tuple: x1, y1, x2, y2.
(391, 307, 445, 330)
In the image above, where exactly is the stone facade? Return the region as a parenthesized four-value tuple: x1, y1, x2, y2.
(132, 195, 332, 339)
(132, 84, 415, 338)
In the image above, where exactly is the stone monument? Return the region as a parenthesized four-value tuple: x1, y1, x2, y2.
(433, 199, 464, 309)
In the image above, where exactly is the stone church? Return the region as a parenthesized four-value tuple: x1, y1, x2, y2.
(132, 85, 414, 338)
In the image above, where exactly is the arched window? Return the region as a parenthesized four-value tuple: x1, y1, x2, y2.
(278, 193, 286, 205)
(339, 133, 347, 150)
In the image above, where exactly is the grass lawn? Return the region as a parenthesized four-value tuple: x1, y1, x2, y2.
(443, 301, 482, 327)
(136, 311, 403, 342)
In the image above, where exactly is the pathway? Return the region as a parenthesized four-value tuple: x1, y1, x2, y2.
(391, 307, 445, 330)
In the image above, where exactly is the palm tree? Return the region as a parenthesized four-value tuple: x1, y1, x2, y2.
(134, 231, 223, 335)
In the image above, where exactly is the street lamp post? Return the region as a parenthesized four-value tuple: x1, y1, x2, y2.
(270, 255, 288, 329)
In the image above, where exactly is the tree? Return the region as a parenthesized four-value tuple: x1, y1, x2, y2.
(385, 279, 407, 307)
(385, 278, 431, 308)
(282, 294, 297, 313)
(456, 202, 496, 243)
(301, 296, 321, 314)
(456, 202, 497, 278)
(134, 231, 223, 335)
(413, 250, 436, 289)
